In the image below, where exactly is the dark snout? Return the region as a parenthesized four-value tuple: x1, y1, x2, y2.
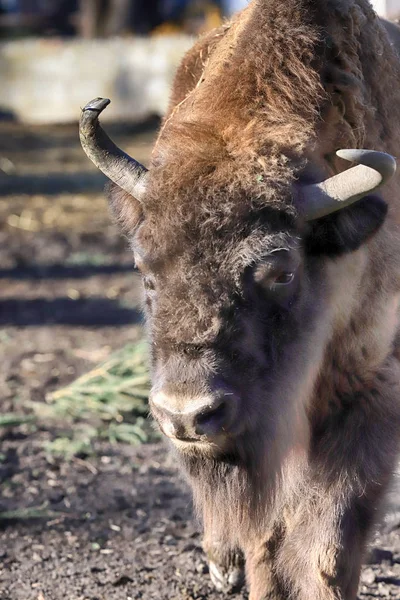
(150, 387, 240, 445)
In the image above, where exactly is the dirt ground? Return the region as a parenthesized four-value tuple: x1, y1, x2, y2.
(1, 120, 400, 600)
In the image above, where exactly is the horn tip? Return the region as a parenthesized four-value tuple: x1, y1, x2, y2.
(336, 148, 397, 178)
(82, 97, 111, 114)
(80, 98, 111, 136)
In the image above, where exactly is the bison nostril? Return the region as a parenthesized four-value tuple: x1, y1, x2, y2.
(195, 402, 227, 436)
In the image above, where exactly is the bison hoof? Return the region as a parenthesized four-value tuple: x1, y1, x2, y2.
(209, 560, 245, 594)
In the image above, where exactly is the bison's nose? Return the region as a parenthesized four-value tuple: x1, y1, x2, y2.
(150, 391, 237, 442)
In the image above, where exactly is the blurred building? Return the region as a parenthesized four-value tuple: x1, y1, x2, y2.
(0, 0, 249, 38)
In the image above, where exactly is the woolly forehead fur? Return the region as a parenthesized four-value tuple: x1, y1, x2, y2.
(148, 0, 324, 212)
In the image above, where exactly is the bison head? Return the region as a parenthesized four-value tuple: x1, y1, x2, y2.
(80, 99, 395, 472)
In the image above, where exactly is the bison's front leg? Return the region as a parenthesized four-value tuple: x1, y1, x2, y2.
(247, 361, 400, 600)
(246, 485, 383, 600)
(203, 536, 245, 594)
(245, 528, 286, 600)
(272, 495, 369, 600)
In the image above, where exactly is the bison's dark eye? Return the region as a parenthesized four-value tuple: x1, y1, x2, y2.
(254, 266, 296, 289)
(253, 248, 300, 297)
(254, 259, 299, 305)
(271, 271, 295, 286)
(257, 269, 297, 294)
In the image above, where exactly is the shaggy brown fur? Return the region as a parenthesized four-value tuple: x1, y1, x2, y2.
(109, 1, 400, 598)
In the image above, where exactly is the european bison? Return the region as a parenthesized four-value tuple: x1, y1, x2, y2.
(80, 1, 400, 598)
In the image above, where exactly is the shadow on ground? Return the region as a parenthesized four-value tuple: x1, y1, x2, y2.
(0, 264, 135, 280)
(0, 297, 141, 327)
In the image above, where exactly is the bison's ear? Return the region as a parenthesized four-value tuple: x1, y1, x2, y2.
(305, 195, 388, 257)
(106, 182, 144, 234)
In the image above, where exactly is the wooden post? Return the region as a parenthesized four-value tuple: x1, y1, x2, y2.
(104, 0, 132, 36)
(78, 0, 106, 38)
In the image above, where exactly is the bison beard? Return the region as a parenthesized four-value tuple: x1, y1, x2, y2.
(178, 437, 284, 546)
(177, 431, 309, 549)
(79, 0, 400, 598)
(181, 449, 270, 544)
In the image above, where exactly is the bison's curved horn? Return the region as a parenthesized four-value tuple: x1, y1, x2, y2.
(79, 98, 148, 200)
(300, 149, 396, 221)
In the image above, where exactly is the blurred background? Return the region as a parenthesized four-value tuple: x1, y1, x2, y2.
(0, 0, 247, 37)
(1, 2, 400, 600)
